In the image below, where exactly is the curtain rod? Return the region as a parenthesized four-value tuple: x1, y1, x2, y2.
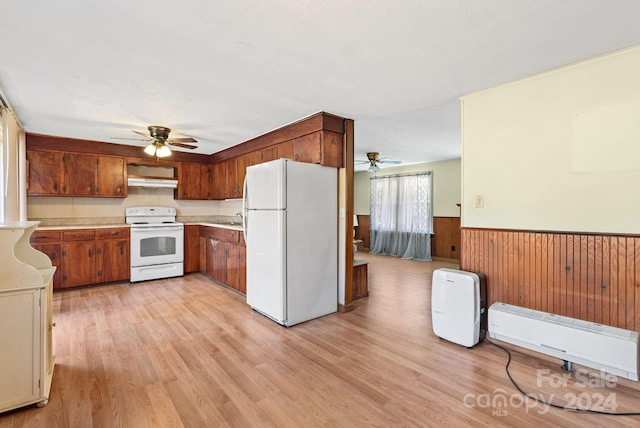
(369, 171, 432, 180)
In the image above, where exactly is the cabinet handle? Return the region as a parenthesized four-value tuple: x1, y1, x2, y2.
(88, 249, 92, 257)
(74, 234, 85, 238)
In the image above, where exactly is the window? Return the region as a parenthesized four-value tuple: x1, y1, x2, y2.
(369, 171, 433, 260)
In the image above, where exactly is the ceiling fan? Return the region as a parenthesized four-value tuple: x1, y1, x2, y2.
(356, 152, 401, 172)
(114, 126, 198, 158)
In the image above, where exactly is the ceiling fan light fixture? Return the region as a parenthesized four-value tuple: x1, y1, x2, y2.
(156, 144, 172, 158)
(368, 164, 380, 172)
(144, 143, 157, 156)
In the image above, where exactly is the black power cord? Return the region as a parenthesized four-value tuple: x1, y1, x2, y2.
(485, 338, 640, 416)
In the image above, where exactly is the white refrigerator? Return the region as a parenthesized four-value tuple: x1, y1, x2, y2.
(243, 158, 338, 326)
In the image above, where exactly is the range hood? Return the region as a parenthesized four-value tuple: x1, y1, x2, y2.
(127, 176, 178, 188)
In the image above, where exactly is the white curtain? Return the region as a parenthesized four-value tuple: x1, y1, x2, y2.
(369, 172, 433, 261)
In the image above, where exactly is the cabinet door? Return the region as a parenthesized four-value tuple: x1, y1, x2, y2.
(0, 289, 39, 411)
(63, 152, 96, 196)
(26, 150, 64, 195)
(292, 133, 322, 164)
(226, 243, 246, 293)
(201, 164, 212, 199)
(96, 155, 126, 197)
(184, 225, 200, 273)
(226, 243, 240, 291)
(32, 243, 62, 290)
(213, 240, 227, 284)
(236, 154, 250, 199)
(61, 242, 96, 287)
(238, 244, 246, 294)
(278, 140, 294, 161)
(206, 239, 227, 284)
(261, 146, 278, 163)
(97, 239, 129, 282)
(179, 162, 209, 200)
(199, 236, 207, 273)
(211, 162, 226, 200)
(225, 158, 238, 199)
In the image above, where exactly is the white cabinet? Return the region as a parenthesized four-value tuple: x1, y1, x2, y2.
(0, 222, 55, 413)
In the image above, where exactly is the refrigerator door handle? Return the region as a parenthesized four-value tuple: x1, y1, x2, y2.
(242, 175, 248, 242)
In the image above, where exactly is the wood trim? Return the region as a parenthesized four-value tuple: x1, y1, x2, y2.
(460, 227, 640, 333)
(26, 133, 211, 164)
(210, 112, 345, 162)
(344, 119, 354, 305)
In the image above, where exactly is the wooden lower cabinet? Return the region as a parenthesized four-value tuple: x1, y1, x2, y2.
(353, 260, 369, 300)
(62, 241, 96, 287)
(184, 225, 201, 273)
(31, 227, 129, 289)
(96, 239, 129, 282)
(200, 226, 246, 294)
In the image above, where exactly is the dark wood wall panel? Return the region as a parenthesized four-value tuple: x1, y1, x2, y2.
(460, 228, 640, 333)
(432, 217, 461, 260)
(354, 215, 371, 249)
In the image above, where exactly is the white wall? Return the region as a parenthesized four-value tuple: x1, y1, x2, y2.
(1, 108, 24, 222)
(27, 190, 243, 222)
(461, 45, 640, 234)
(354, 158, 461, 217)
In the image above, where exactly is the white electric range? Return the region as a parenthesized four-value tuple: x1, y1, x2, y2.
(125, 207, 184, 282)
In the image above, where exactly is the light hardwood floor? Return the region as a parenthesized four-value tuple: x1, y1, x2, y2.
(2, 253, 640, 427)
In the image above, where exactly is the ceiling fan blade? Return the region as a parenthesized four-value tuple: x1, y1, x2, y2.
(354, 160, 370, 164)
(379, 157, 402, 164)
(168, 142, 198, 149)
(168, 137, 198, 143)
(132, 130, 153, 139)
(111, 137, 150, 141)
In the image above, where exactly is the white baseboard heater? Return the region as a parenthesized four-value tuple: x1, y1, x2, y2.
(488, 302, 639, 381)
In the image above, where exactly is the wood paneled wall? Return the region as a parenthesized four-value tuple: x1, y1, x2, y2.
(354, 215, 371, 249)
(432, 217, 461, 260)
(461, 228, 640, 333)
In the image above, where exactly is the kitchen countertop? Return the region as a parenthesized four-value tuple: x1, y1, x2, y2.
(35, 224, 129, 231)
(191, 222, 243, 232)
(34, 222, 244, 232)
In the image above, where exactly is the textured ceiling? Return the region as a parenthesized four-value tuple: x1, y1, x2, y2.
(2, 1, 640, 171)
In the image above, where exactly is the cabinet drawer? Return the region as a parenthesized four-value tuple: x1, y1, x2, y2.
(200, 226, 239, 243)
(30, 230, 61, 244)
(97, 227, 129, 239)
(63, 230, 96, 241)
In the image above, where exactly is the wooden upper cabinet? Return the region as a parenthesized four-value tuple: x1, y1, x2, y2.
(96, 155, 126, 197)
(225, 158, 239, 199)
(261, 146, 278, 163)
(27, 149, 126, 198)
(27, 150, 64, 195)
(211, 161, 226, 200)
(275, 131, 343, 168)
(291, 133, 322, 164)
(64, 152, 96, 196)
(236, 154, 250, 198)
(178, 162, 211, 200)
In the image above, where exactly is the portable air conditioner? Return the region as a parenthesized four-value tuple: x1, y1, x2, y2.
(431, 268, 487, 347)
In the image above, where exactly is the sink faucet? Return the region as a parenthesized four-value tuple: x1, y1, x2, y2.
(235, 211, 244, 220)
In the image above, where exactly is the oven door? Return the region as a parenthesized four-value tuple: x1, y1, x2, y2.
(130, 225, 184, 267)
